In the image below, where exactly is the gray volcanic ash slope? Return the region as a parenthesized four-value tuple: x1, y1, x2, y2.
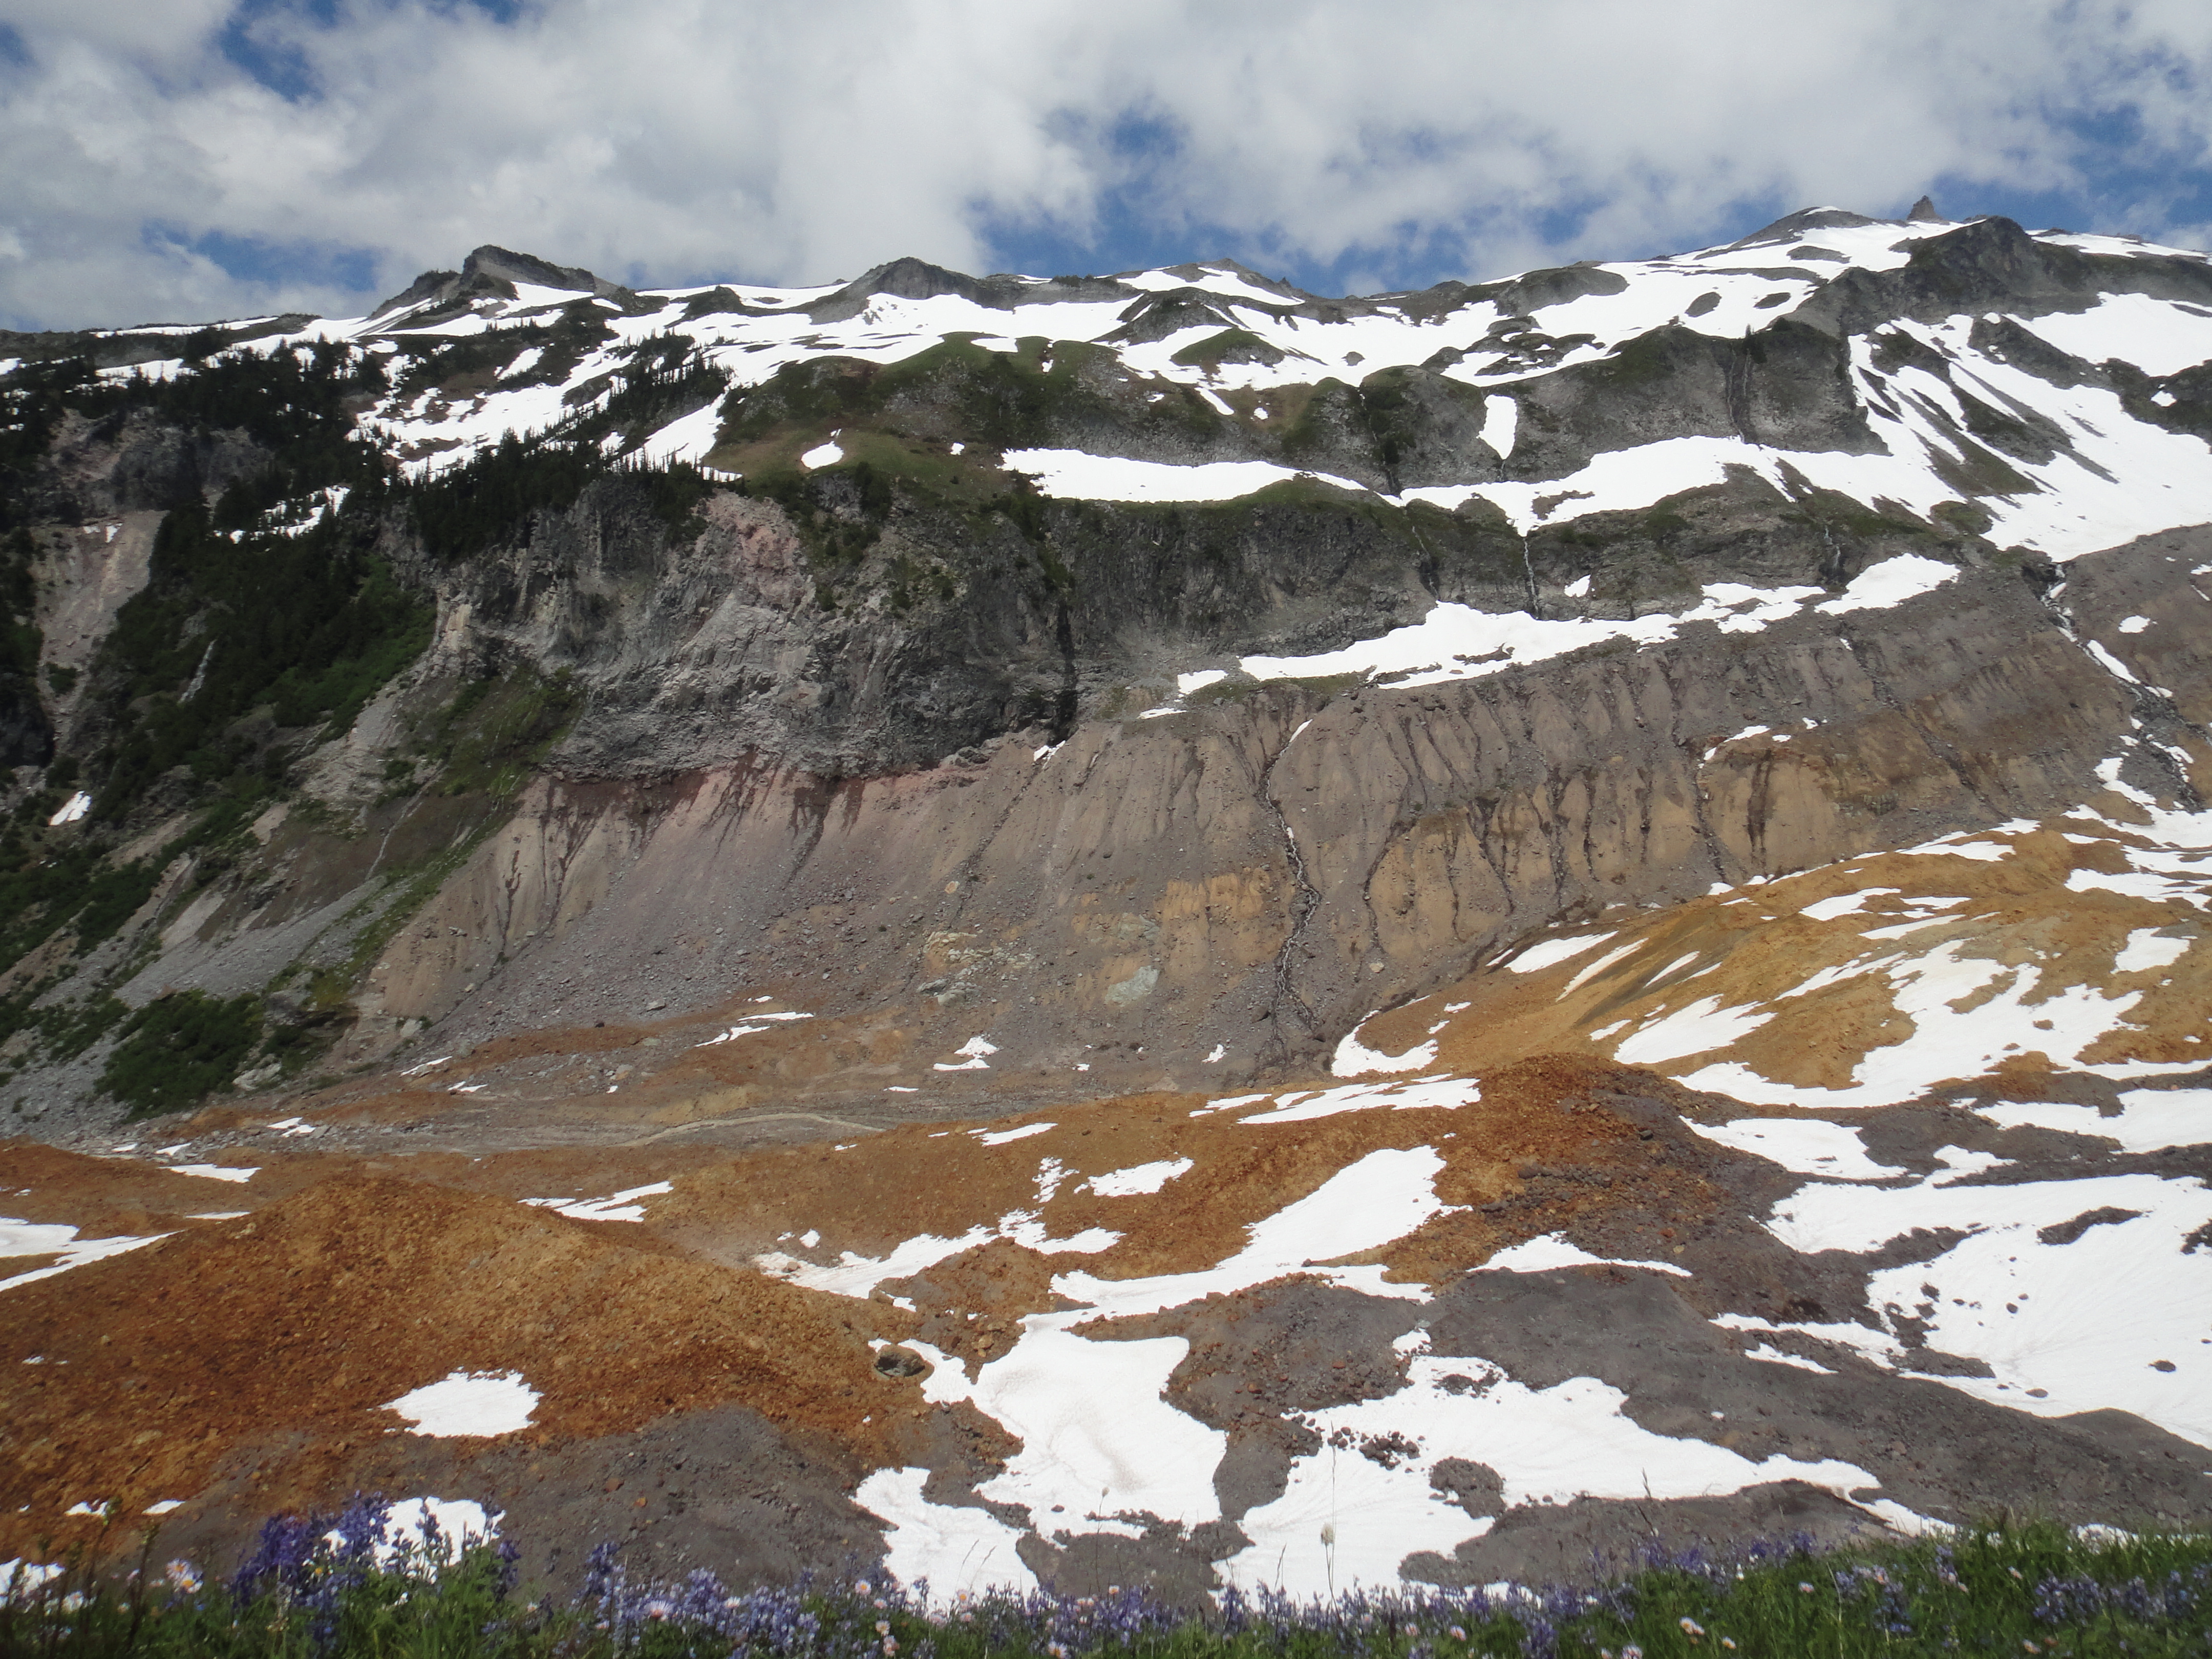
(3, 205, 2212, 1596)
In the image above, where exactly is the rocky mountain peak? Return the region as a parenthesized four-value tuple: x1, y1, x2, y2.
(368, 243, 632, 322)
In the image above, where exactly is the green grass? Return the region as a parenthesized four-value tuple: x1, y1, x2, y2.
(3, 1516, 2207, 1658)
(1170, 330, 1279, 370)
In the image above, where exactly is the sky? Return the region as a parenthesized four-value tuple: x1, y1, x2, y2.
(1, 0, 2209, 332)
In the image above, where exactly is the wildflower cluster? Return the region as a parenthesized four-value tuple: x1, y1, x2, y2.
(227, 1494, 389, 1651)
(2031, 1562, 2209, 1627)
(5, 1506, 2212, 1658)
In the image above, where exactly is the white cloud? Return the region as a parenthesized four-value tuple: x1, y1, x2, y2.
(1, 0, 2208, 329)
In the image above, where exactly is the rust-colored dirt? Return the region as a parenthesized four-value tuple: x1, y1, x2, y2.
(0, 1175, 920, 1564)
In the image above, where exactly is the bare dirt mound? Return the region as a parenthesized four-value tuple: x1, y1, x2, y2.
(0, 1174, 916, 1563)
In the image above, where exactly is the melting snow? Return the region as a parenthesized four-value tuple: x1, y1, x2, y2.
(166, 1163, 257, 1184)
(855, 1466, 1037, 1594)
(2113, 927, 2190, 973)
(1332, 1015, 1441, 1076)
(1761, 1167, 2212, 1446)
(523, 1181, 673, 1223)
(1478, 393, 1519, 459)
(1678, 933, 2156, 1110)
(1506, 932, 1617, 973)
(1478, 1232, 1691, 1275)
(937, 1035, 999, 1072)
(2016, 292, 2212, 378)
(1800, 888, 1901, 921)
(1743, 1343, 1835, 1374)
(1003, 450, 1369, 503)
(1686, 1117, 1906, 1180)
(1562, 940, 1643, 993)
(1612, 996, 1773, 1065)
(757, 1199, 1118, 1298)
(695, 1011, 813, 1047)
(376, 1498, 499, 1564)
(1980, 1091, 2211, 1154)
(46, 792, 90, 826)
(0, 1561, 62, 1594)
(1087, 1157, 1194, 1197)
(862, 1146, 1454, 1589)
(923, 1325, 1222, 1533)
(974, 1119, 1051, 1145)
(1224, 1356, 1874, 1592)
(1232, 568, 1904, 696)
(1235, 1075, 1481, 1124)
(1, 1219, 169, 1292)
(382, 1371, 540, 1437)
(1817, 553, 1959, 613)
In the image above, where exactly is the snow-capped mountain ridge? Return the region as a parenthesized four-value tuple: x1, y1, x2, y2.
(41, 204, 2196, 571)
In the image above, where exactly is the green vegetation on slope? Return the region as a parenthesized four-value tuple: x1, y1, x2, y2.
(99, 989, 263, 1117)
(4, 1514, 2208, 1657)
(0, 333, 701, 1110)
(91, 500, 432, 819)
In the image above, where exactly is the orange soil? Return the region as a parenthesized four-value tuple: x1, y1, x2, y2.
(0, 1174, 921, 1564)
(1348, 826, 2212, 1093)
(33, 821, 2193, 1570)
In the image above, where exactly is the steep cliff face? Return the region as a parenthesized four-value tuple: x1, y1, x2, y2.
(4, 206, 2212, 1120)
(273, 524, 2196, 1093)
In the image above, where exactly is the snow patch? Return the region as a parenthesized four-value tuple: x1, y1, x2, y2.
(1332, 1014, 1440, 1076)
(936, 1035, 999, 1072)
(382, 1371, 539, 1437)
(855, 1466, 1038, 1594)
(1224, 1356, 1874, 1592)
(1686, 1118, 1905, 1180)
(2113, 927, 2189, 973)
(2016, 292, 2212, 378)
(1479, 1232, 1692, 1276)
(974, 1119, 1051, 1145)
(523, 1181, 672, 1224)
(1479, 394, 1518, 459)
(1611, 996, 1773, 1065)
(1506, 932, 1617, 973)
(1800, 888, 1900, 921)
(1, 1219, 168, 1292)
(1087, 1157, 1194, 1198)
(1980, 1091, 2212, 1154)
(1817, 554, 1960, 614)
(1003, 449, 1369, 504)
(1236, 1074, 1481, 1125)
